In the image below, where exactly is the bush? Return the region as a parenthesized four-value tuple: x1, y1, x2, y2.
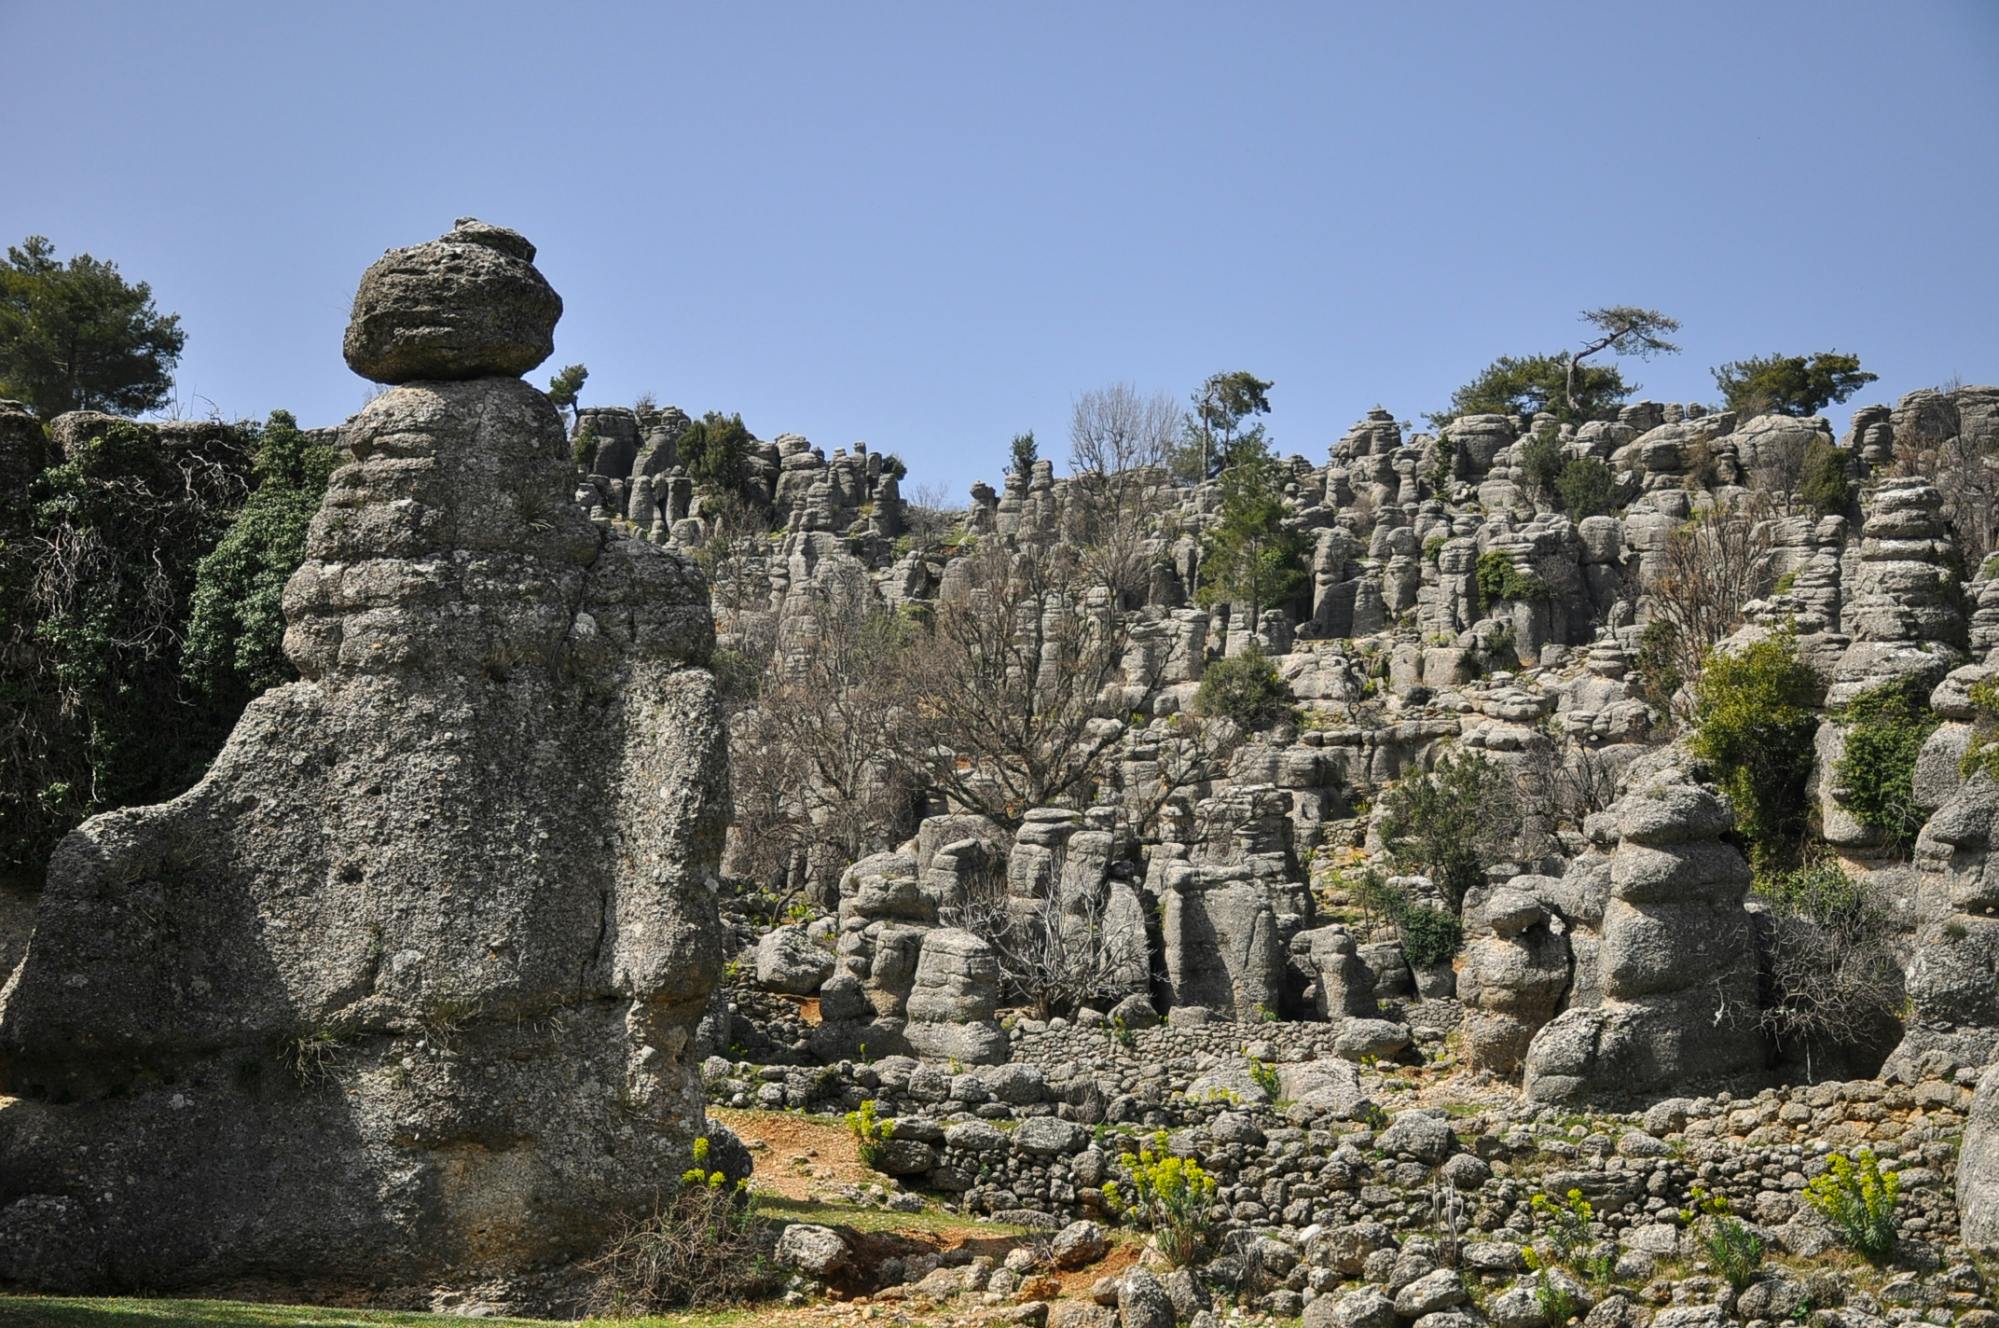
(1689, 633, 1823, 871)
(588, 1137, 779, 1312)
(1519, 429, 1564, 493)
(1754, 862, 1900, 1079)
(3, 417, 254, 887)
(1798, 437, 1852, 516)
(1102, 1131, 1219, 1267)
(1834, 679, 1939, 850)
(846, 1098, 894, 1170)
(1196, 643, 1296, 729)
(1555, 457, 1620, 518)
(1397, 902, 1463, 967)
(1962, 677, 1999, 783)
(1475, 550, 1549, 605)
(183, 411, 340, 702)
(1379, 749, 1522, 909)
(1804, 1149, 1900, 1264)
(1681, 1185, 1763, 1290)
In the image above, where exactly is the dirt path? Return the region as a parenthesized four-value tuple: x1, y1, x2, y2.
(710, 1107, 879, 1203)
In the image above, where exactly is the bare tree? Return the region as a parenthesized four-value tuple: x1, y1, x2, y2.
(943, 853, 1148, 1018)
(727, 579, 917, 908)
(898, 538, 1149, 828)
(1069, 383, 1178, 605)
(1641, 497, 1775, 718)
(1754, 863, 1904, 1082)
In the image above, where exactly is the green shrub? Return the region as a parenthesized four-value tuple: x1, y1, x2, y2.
(1555, 457, 1619, 518)
(1196, 643, 1296, 729)
(1519, 428, 1564, 493)
(1804, 1149, 1900, 1264)
(1689, 632, 1824, 871)
(3, 417, 255, 887)
(1423, 534, 1448, 563)
(846, 1098, 895, 1170)
(1963, 677, 1999, 783)
(588, 1136, 778, 1313)
(1102, 1131, 1218, 1267)
(571, 420, 598, 469)
(183, 411, 339, 702)
(1798, 438, 1852, 516)
(1834, 679, 1940, 850)
(1379, 748, 1521, 908)
(1244, 1050, 1281, 1100)
(1475, 550, 1550, 605)
(1397, 902, 1463, 967)
(1681, 1185, 1763, 1290)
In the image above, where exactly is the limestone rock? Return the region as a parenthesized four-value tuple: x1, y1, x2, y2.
(0, 222, 725, 1293)
(343, 218, 561, 383)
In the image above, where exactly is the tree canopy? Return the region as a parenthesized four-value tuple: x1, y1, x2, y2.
(546, 362, 588, 424)
(1179, 370, 1274, 479)
(1711, 351, 1877, 417)
(1196, 436, 1307, 627)
(0, 236, 187, 420)
(678, 410, 755, 496)
(1433, 353, 1631, 426)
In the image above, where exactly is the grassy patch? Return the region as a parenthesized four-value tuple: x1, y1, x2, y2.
(0, 1297, 775, 1328)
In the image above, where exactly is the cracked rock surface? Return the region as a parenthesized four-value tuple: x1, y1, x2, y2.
(0, 222, 728, 1294)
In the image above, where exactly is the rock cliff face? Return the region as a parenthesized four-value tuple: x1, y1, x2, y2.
(0, 220, 728, 1293)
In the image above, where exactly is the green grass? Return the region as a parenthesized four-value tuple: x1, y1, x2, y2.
(0, 1297, 769, 1328)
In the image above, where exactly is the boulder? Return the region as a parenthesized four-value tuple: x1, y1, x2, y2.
(343, 218, 560, 383)
(756, 925, 834, 994)
(0, 223, 727, 1292)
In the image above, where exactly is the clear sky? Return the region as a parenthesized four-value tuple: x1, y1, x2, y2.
(5, 1, 1995, 498)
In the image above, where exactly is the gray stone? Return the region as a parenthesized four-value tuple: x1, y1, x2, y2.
(1015, 1116, 1087, 1156)
(776, 1223, 850, 1277)
(1379, 1111, 1456, 1164)
(1119, 1267, 1175, 1328)
(1304, 1285, 1396, 1328)
(0, 225, 726, 1291)
(1393, 1268, 1469, 1317)
(343, 218, 560, 383)
(1052, 1219, 1111, 1270)
(757, 925, 834, 994)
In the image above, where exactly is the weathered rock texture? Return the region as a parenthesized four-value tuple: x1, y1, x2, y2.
(0, 222, 727, 1293)
(1522, 769, 1762, 1102)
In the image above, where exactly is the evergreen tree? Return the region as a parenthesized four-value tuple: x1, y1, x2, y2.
(1196, 437, 1306, 628)
(1712, 351, 1877, 417)
(0, 235, 187, 419)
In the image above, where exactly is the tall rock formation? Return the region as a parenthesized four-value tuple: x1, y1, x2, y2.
(1522, 768, 1762, 1102)
(0, 220, 729, 1293)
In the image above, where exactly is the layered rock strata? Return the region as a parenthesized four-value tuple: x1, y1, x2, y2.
(0, 220, 728, 1292)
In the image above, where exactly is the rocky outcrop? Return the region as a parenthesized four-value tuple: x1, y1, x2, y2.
(1523, 769, 1761, 1102)
(0, 221, 728, 1293)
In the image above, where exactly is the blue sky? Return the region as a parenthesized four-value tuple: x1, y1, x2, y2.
(5, 1, 1995, 497)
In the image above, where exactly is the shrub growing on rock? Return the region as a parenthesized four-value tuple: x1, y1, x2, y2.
(1798, 437, 1853, 516)
(1834, 679, 1940, 851)
(588, 1137, 779, 1312)
(183, 411, 340, 702)
(1475, 550, 1549, 605)
(1753, 862, 1901, 1080)
(1196, 643, 1295, 729)
(1102, 1131, 1218, 1267)
(1379, 748, 1523, 909)
(1689, 633, 1823, 871)
(1804, 1148, 1900, 1264)
(1555, 456, 1619, 518)
(1680, 1185, 1763, 1291)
